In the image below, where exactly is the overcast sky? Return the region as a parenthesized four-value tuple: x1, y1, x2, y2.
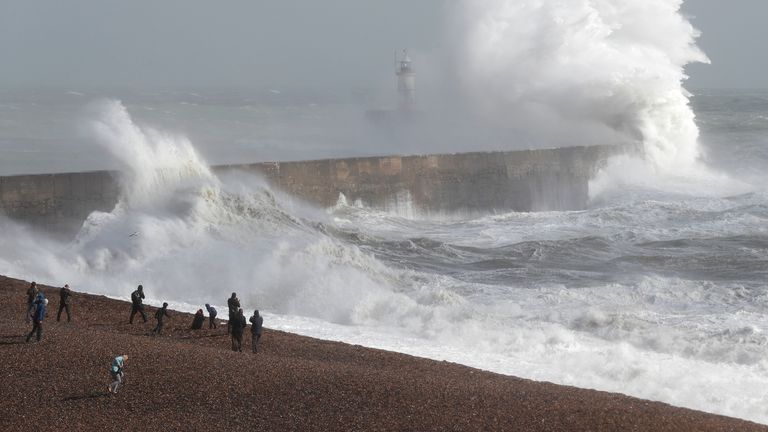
(0, 0, 765, 90)
(682, 0, 768, 89)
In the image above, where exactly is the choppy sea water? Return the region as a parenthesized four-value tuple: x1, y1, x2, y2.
(0, 90, 767, 423)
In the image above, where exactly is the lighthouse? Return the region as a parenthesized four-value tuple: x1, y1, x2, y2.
(396, 49, 416, 111)
(365, 49, 420, 124)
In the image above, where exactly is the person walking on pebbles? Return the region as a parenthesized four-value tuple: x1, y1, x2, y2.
(249, 309, 263, 353)
(108, 355, 128, 394)
(25, 281, 39, 323)
(26, 292, 47, 343)
(129, 285, 147, 324)
(152, 302, 171, 335)
(57, 284, 72, 322)
(231, 308, 246, 352)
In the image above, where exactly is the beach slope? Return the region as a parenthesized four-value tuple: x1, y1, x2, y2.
(1, 276, 764, 431)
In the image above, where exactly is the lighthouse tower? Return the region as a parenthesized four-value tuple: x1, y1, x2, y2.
(396, 49, 416, 111)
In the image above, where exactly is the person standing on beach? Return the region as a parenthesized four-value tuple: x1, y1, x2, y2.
(249, 310, 263, 353)
(25, 281, 39, 323)
(57, 284, 72, 322)
(152, 302, 171, 335)
(26, 292, 46, 343)
(226, 293, 240, 335)
(129, 285, 147, 324)
(108, 355, 128, 394)
(205, 303, 217, 329)
(231, 308, 246, 352)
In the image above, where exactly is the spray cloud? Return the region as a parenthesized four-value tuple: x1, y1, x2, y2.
(456, 0, 708, 172)
(87, 99, 215, 209)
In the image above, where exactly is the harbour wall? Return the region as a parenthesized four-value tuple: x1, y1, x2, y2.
(0, 145, 617, 234)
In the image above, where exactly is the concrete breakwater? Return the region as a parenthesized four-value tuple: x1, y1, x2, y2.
(0, 145, 616, 234)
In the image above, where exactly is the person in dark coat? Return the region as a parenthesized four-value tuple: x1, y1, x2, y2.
(57, 284, 72, 322)
(25, 281, 39, 324)
(249, 309, 264, 353)
(230, 308, 246, 352)
(191, 309, 205, 330)
(129, 285, 147, 324)
(152, 302, 171, 335)
(26, 292, 46, 343)
(205, 303, 217, 329)
(226, 293, 240, 335)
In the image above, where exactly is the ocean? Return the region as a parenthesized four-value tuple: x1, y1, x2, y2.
(0, 89, 766, 423)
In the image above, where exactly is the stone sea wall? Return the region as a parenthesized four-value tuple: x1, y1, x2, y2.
(0, 146, 617, 234)
(0, 170, 120, 234)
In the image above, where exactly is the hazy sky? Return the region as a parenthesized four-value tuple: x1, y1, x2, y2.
(682, 0, 768, 89)
(0, 0, 446, 90)
(0, 0, 765, 90)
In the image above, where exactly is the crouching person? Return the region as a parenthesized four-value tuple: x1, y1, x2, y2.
(191, 309, 205, 330)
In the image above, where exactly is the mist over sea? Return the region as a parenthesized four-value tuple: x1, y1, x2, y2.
(2, 0, 768, 425)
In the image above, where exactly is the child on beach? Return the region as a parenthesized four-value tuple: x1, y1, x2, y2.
(108, 355, 128, 394)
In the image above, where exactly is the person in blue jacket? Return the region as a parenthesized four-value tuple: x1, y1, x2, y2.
(26, 292, 46, 343)
(108, 355, 128, 394)
(205, 303, 217, 329)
